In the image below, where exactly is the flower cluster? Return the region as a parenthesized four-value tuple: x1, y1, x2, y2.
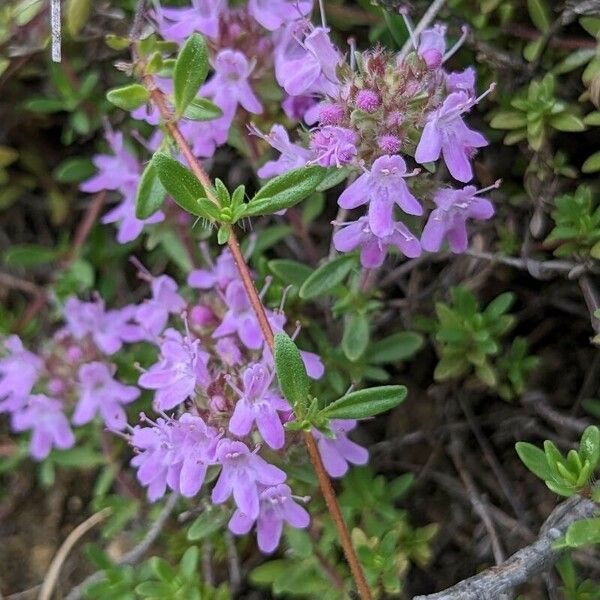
(252, 12, 498, 266)
(0, 247, 368, 553)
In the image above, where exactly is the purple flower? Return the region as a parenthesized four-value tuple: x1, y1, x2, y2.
(201, 49, 262, 118)
(333, 216, 421, 268)
(356, 89, 380, 112)
(63, 297, 144, 355)
(102, 195, 165, 244)
(282, 94, 318, 121)
(421, 184, 495, 253)
(179, 113, 232, 158)
(310, 126, 357, 167)
(275, 25, 341, 97)
(338, 155, 423, 237)
(213, 281, 281, 350)
(313, 419, 368, 478)
(446, 67, 476, 97)
(188, 248, 237, 290)
(80, 132, 138, 195)
(378, 134, 401, 154)
(248, 0, 312, 31)
(138, 329, 210, 411)
(136, 276, 186, 337)
(228, 363, 290, 450)
(215, 337, 242, 366)
(318, 103, 345, 125)
(12, 395, 75, 460)
(156, 0, 226, 42)
(417, 24, 447, 69)
(74, 362, 140, 430)
(229, 484, 310, 553)
(0, 336, 43, 413)
(415, 91, 488, 183)
(131, 412, 218, 501)
(212, 439, 286, 519)
(253, 125, 311, 178)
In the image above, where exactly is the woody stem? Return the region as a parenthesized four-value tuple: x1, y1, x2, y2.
(144, 78, 372, 600)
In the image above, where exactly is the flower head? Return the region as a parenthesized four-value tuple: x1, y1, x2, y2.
(0, 336, 43, 413)
(136, 276, 186, 337)
(74, 362, 140, 430)
(275, 25, 341, 97)
(415, 91, 488, 183)
(310, 126, 357, 167)
(229, 483, 310, 553)
(212, 439, 286, 519)
(12, 395, 75, 460)
(333, 216, 421, 268)
(313, 419, 368, 478)
(418, 24, 447, 69)
(421, 184, 495, 253)
(337, 155, 422, 237)
(254, 124, 311, 178)
(228, 363, 290, 449)
(201, 49, 263, 118)
(138, 329, 211, 411)
(248, 0, 312, 31)
(157, 0, 226, 43)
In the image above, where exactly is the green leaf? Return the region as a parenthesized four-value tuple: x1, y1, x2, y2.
(135, 159, 166, 219)
(66, 0, 91, 36)
(550, 113, 586, 132)
(136, 581, 174, 596)
(273, 333, 311, 413)
(268, 259, 313, 287)
(174, 33, 209, 116)
(53, 158, 95, 183)
(321, 385, 407, 420)
(582, 151, 600, 173)
(4, 244, 59, 267)
(490, 111, 528, 129)
(179, 546, 199, 580)
(369, 332, 424, 364)
(183, 97, 223, 121)
(515, 442, 555, 481)
(342, 313, 370, 362)
(187, 509, 227, 541)
(299, 254, 356, 300)
(152, 153, 208, 217)
(579, 426, 600, 471)
(485, 292, 515, 319)
(528, 0, 551, 33)
(106, 84, 149, 111)
(315, 167, 352, 192)
(553, 49, 596, 74)
(244, 166, 327, 217)
(565, 518, 600, 547)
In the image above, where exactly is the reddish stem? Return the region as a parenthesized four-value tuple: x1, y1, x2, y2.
(145, 79, 373, 600)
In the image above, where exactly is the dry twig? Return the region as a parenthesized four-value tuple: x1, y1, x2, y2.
(413, 495, 598, 600)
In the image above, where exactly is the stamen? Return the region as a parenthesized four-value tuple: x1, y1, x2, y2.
(318, 0, 327, 28)
(348, 37, 357, 71)
(399, 7, 418, 51)
(199, 241, 214, 268)
(224, 374, 244, 398)
(474, 82, 496, 105)
(129, 256, 153, 281)
(474, 179, 502, 195)
(279, 285, 292, 312)
(291, 322, 302, 340)
(259, 276, 272, 300)
(443, 25, 469, 63)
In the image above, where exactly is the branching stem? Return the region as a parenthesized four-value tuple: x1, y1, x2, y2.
(143, 76, 373, 600)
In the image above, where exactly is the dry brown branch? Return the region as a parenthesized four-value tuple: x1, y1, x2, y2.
(413, 496, 598, 600)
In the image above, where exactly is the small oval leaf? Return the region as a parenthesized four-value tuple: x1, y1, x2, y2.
(106, 84, 149, 111)
(174, 33, 209, 116)
(321, 385, 407, 420)
(299, 254, 356, 300)
(273, 333, 310, 414)
(135, 159, 166, 219)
